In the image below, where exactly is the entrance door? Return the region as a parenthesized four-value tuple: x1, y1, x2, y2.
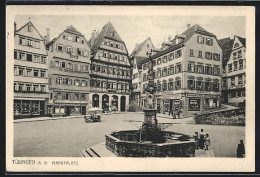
(157, 104, 160, 113)
(102, 95, 109, 112)
(92, 94, 99, 108)
(66, 106, 70, 116)
(40, 101, 45, 116)
(120, 96, 126, 112)
(169, 99, 173, 111)
(82, 106, 86, 115)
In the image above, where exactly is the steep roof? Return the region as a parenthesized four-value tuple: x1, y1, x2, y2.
(237, 35, 246, 47)
(218, 37, 234, 66)
(130, 37, 152, 56)
(135, 56, 148, 69)
(15, 21, 44, 40)
(46, 25, 87, 49)
(91, 22, 125, 57)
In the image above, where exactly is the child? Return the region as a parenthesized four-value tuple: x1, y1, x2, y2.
(204, 134, 210, 150)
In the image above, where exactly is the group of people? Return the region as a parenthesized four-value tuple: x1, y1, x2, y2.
(168, 108, 181, 119)
(193, 129, 211, 150)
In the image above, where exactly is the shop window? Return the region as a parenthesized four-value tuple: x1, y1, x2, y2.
(197, 36, 204, 44)
(26, 53, 32, 62)
(189, 99, 201, 111)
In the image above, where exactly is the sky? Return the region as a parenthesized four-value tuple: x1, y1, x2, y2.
(15, 15, 245, 53)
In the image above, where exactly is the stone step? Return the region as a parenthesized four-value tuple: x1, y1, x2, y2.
(81, 148, 100, 157)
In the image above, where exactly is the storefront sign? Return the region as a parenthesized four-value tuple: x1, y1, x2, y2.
(161, 94, 181, 99)
(186, 93, 220, 99)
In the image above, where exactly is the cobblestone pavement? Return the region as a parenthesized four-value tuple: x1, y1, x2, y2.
(14, 113, 245, 157)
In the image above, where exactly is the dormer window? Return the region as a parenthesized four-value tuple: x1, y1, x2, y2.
(111, 32, 115, 36)
(68, 35, 73, 41)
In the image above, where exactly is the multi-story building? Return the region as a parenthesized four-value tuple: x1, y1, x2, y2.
(46, 26, 91, 116)
(129, 37, 159, 107)
(219, 35, 246, 106)
(88, 22, 131, 112)
(13, 21, 49, 118)
(141, 24, 223, 117)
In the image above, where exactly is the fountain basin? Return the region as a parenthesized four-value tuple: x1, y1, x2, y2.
(105, 130, 195, 157)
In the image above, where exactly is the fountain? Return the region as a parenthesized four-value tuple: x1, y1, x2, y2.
(104, 49, 195, 157)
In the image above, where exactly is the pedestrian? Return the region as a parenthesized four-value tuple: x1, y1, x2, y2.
(169, 109, 172, 117)
(204, 134, 210, 150)
(177, 108, 181, 118)
(172, 110, 176, 119)
(237, 139, 245, 158)
(193, 132, 199, 149)
(199, 129, 205, 149)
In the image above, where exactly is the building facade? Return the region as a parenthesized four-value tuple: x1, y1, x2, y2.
(141, 24, 223, 117)
(46, 26, 91, 116)
(129, 37, 158, 107)
(14, 21, 49, 118)
(219, 36, 246, 106)
(88, 22, 131, 112)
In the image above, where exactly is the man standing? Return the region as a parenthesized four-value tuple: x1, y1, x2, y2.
(237, 139, 245, 158)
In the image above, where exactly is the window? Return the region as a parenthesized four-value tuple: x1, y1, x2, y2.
(231, 77, 235, 86)
(33, 55, 39, 62)
(169, 53, 174, 60)
(111, 32, 115, 36)
(238, 50, 242, 58)
(27, 39, 33, 47)
(176, 64, 181, 73)
(76, 36, 80, 43)
(206, 38, 213, 46)
(157, 70, 161, 78)
(57, 44, 63, 51)
(81, 40, 84, 44)
(33, 70, 39, 77)
(77, 48, 82, 55)
(163, 67, 167, 76)
(228, 64, 232, 72)
(18, 68, 24, 75)
(223, 79, 226, 88)
(143, 64, 147, 70)
(66, 46, 72, 54)
(83, 50, 88, 57)
(233, 52, 237, 59)
(234, 61, 238, 71)
(176, 50, 182, 58)
(40, 85, 46, 92)
(213, 67, 220, 75)
(197, 65, 203, 73)
(152, 60, 156, 67)
(168, 81, 173, 90)
(61, 62, 66, 68)
(26, 69, 32, 76)
(197, 36, 204, 44)
(26, 84, 31, 92)
(157, 84, 161, 92)
(188, 80, 195, 89)
(205, 52, 212, 59)
(74, 80, 79, 86)
(162, 83, 167, 91)
(188, 63, 195, 72)
(190, 49, 194, 57)
(19, 37, 26, 45)
(68, 35, 73, 41)
(198, 51, 203, 58)
(213, 53, 220, 61)
(238, 75, 243, 85)
(14, 51, 17, 59)
(26, 53, 32, 62)
(163, 56, 167, 63)
(239, 59, 243, 70)
(205, 66, 212, 75)
(40, 71, 46, 78)
(196, 81, 203, 90)
(41, 57, 46, 64)
(213, 82, 219, 91)
(157, 58, 161, 65)
(19, 84, 24, 91)
(81, 80, 86, 87)
(169, 66, 174, 75)
(175, 80, 181, 89)
(74, 64, 78, 70)
(63, 35, 66, 39)
(205, 82, 211, 91)
(28, 24, 32, 32)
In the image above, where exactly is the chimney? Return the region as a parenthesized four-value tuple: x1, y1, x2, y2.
(187, 24, 190, 29)
(46, 28, 50, 44)
(168, 35, 171, 42)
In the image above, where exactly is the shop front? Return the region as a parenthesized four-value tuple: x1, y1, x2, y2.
(111, 95, 118, 111)
(155, 93, 182, 114)
(14, 99, 46, 118)
(47, 103, 88, 117)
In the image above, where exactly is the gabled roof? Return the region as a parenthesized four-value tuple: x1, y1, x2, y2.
(135, 56, 148, 70)
(15, 21, 44, 40)
(218, 37, 234, 66)
(91, 22, 125, 57)
(236, 35, 246, 47)
(46, 25, 88, 49)
(130, 37, 153, 56)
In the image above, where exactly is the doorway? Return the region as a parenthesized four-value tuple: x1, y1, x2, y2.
(40, 101, 45, 115)
(120, 96, 126, 112)
(82, 106, 86, 115)
(66, 106, 70, 116)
